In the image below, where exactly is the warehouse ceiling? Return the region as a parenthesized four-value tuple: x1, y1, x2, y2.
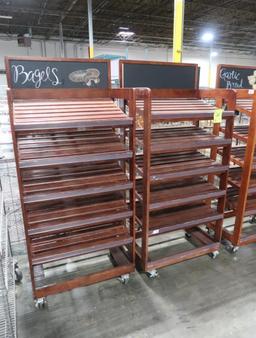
(0, 0, 256, 54)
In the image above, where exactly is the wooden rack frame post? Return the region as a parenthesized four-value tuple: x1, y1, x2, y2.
(233, 97, 256, 244)
(221, 93, 256, 249)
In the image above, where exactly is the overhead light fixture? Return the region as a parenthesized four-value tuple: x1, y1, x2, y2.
(210, 51, 218, 57)
(0, 15, 13, 20)
(117, 29, 135, 41)
(201, 32, 214, 43)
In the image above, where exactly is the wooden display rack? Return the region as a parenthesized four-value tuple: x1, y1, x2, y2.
(216, 64, 256, 251)
(120, 59, 235, 275)
(220, 93, 256, 251)
(134, 89, 235, 274)
(5, 57, 137, 306)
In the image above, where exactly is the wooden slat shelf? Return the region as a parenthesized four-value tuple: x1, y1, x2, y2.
(7, 68, 137, 301)
(28, 199, 132, 237)
(22, 163, 132, 205)
(13, 98, 133, 131)
(228, 167, 256, 194)
(231, 125, 249, 142)
(137, 180, 225, 211)
(229, 147, 256, 169)
(31, 225, 132, 266)
(137, 126, 231, 154)
(236, 99, 253, 115)
(136, 204, 223, 237)
(226, 188, 256, 217)
(136, 98, 234, 121)
(136, 152, 228, 183)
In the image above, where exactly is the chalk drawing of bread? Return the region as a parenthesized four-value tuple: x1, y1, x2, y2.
(248, 70, 256, 90)
(69, 68, 100, 86)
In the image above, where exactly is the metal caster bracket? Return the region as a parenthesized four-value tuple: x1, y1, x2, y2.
(231, 246, 239, 254)
(206, 227, 215, 237)
(225, 244, 239, 254)
(185, 232, 192, 239)
(209, 250, 219, 259)
(14, 263, 23, 283)
(118, 274, 130, 284)
(35, 297, 48, 309)
(146, 269, 159, 279)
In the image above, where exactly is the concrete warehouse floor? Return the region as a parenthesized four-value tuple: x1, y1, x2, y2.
(14, 239, 256, 338)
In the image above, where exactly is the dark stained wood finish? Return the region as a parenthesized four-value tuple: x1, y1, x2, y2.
(7, 70, 137, 300)
(220, 91, 256, 247)
(127, 88, 235, 272)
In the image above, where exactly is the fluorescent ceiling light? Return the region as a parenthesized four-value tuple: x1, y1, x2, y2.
(0, 15, 13, 20)
(201, 32, 214, 42)
(211, 51, 218, 57)
(117, 31, 134, 38)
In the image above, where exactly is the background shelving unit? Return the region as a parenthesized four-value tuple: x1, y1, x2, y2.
(216, 64, 256, 251)
(220, 92, 256, 250)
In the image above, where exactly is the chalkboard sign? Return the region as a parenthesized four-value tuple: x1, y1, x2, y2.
(5, 57, 110, 89)
(120, 60, 198, 89)
(216, 64, 256, 89)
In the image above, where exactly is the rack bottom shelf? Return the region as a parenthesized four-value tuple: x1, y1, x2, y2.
(136, 227, 220, 272)
(33, 246, 134, 299)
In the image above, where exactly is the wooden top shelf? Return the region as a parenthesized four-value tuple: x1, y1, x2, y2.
(136, 98, 234, 121)
(13, 98, 132, 130)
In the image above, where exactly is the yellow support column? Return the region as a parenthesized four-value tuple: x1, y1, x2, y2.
(172, 0, 185, 63)
(88, 46, 94, 59)
(87, 0, 94, 58)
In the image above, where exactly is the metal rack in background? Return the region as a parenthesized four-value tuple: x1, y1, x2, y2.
(1, 89, 25, 245)
(1, 159, 24, 245)
(0, 180, 17, 338)
(0, 88, 22, 337)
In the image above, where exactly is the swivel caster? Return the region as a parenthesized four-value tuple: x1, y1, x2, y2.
(185, 233, 192, 239)
(146, 269, 159, 279)
(206, 227, 214, 237)
(225, 244, 239, 253)
(118, 274, 130, 284)
(14, 263, 23, 283)
(230, 246, 239, 254)
(250, 216, 256, 224)
(209, 251, 219, 259)
(35, 297, 47, 309)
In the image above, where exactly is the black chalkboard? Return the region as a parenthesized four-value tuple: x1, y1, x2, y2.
(216, 64, 256, 89)
(121, 61, 198, 89)
(6, 58, 110, 89)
